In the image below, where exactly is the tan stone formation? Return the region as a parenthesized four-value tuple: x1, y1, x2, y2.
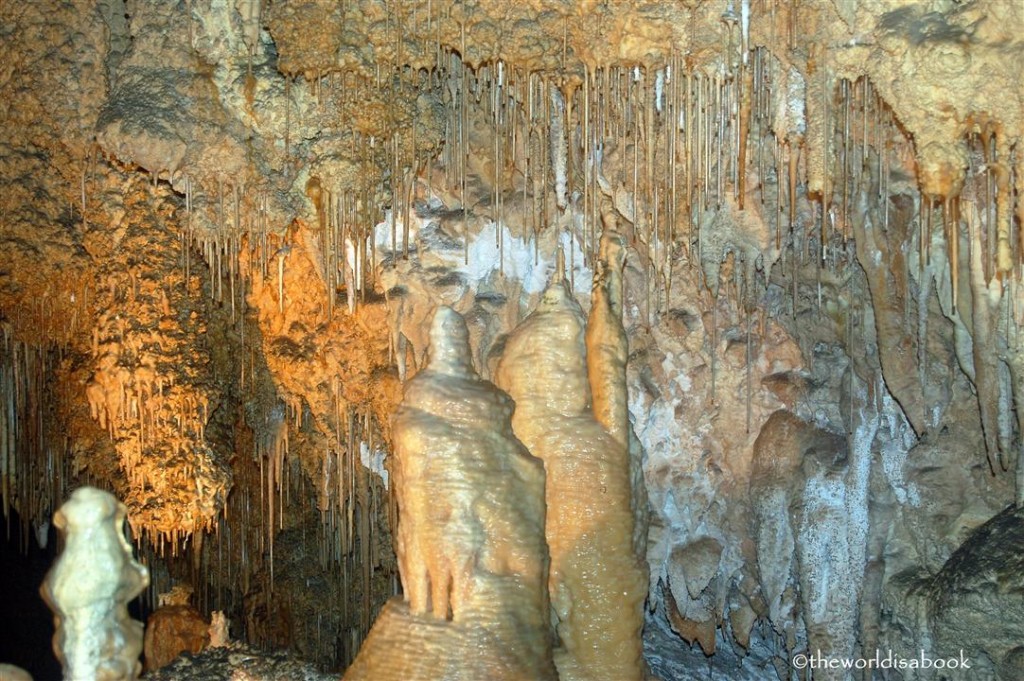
(142, 587, 208, 673)
(83, 184, 231, 544)
(496, 269, 647, 681)
(41, 487, 149, 681)
(143, 604, 209, 672)
(207, 612, 230, 648)
(0, 665, 33, 681)
(346, 306, 554, 680)
(586, 220, 650, 561)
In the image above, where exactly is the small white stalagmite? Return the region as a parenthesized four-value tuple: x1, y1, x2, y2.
(41, 487, 149, 681)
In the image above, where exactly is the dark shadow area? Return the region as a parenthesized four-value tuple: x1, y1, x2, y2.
(0, 508, 61, 680)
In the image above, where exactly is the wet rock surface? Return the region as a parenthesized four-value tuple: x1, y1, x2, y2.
(144, 642, 334, 681)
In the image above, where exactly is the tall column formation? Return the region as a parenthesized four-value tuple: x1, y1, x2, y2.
(495, 256, 648, 681)
(41, 487, 149, 681)
(345, 306, 554, 681)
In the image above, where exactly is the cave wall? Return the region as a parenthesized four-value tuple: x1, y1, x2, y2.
(1, 0, 1023, 677)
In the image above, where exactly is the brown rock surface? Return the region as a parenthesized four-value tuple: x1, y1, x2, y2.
(144, 605, 209, 672)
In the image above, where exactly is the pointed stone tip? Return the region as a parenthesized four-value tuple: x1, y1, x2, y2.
(598, 212, 626, 261)
(427, 306, 474, 376)
(555, 247, 566, 283)
(538, 275, 577, 314)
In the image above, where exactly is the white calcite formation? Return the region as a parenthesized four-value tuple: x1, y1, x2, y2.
(345, 306, 554, 681)
(208, 612, 230, 648)
(41, 487, 149, 681)
(496, 253, 648, 681)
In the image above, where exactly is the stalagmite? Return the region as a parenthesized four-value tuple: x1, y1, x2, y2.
(496, 272, 647, 681)
(586, 214, 650, 558)
(41, 487, 149, 681)
(345, 307, 554, 681)
(587, 218, 630, 447)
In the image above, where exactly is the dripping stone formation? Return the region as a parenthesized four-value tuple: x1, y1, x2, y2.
(2, 0, 1024, 679)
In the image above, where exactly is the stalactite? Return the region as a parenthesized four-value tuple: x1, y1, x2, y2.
(951, 196, 961, 308)
(738, 57, 752, 210)
(918, 214, 932, 409)
(714, 73, 723, 209)
(0, 338, 65, 548)
(995, 136, 1014, 280)
(551, 83, 568, 212)
(966, 201, 1004, 473)
(922, 197, 932, 278)
(745, 285, 753, 434)
(711, 290, 719, 400)
(850, 143, 926, 437)
(459, 43, 469, 266)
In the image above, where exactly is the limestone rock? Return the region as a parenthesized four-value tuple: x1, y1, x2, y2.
(144, 642, 333, 681)
(143, 605, 209, 672)
(750, 408, 867, 673)
(927, 504, 1024, 678)
(674, 536, 724, 601)
(750, 411, 806, 630)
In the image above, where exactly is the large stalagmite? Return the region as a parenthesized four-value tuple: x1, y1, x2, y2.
(495, 248, 648, 681)
(345, 306, 554, 681)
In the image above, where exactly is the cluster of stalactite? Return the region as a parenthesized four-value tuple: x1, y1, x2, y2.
(83, 181, 231, 546)
(135, 183, 401, 667)
(0, 337, 68, 550)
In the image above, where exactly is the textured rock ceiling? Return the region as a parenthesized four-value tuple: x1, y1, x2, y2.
(1, 0, 1023, 677)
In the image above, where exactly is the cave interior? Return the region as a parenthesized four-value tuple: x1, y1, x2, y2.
(1, 0, 1024, 679)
